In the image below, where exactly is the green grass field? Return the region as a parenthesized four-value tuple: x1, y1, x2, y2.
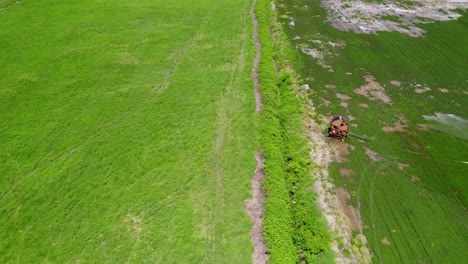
(276, 0, 468, 263)
(0, 0, 258, 262)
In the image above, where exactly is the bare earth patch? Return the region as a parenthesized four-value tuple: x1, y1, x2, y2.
(245, 152, 269, 264)
(397, 163, 409, 170)
(332, 141, 355, 163)
(411, 175, 421, 182)
(306, 108, 372, 263)
(336, 93, 352, 100)
(247, 2, 268, 262)
(324, 64, 334, 72)
(321, 0, 468, 37)
(438, 88, 449, 93)
(321, 97, 332, 106)
(390, 80, 401, 86)
(336, 188, 363, 231)
(340, 168, 353, 177)
(354, 75, 391, 103)
(417, 124, 430, 131)
(326, 84, 336, 89)
(364, 147, 381, 161)
(382, 115, 409, 133)
(359, 103, 369, 108)
(415, 87, 431, 93)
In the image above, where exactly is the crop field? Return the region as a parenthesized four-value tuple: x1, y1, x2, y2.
(276, 0, 467, 263)
(0, 0, 258, 262)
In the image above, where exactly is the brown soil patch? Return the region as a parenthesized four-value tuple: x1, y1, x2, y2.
(326, 84, 336, 89)
(336, 93, 352, 100)
(321, 98, 332, 106)
(323, 65, 334, 72)
(340, 168, 353, 177)
(248, 2, 268, 262)
(341, 102, 348, 108)
(397, 163, 409, 170)
(382, 124, 407, 133)
(354, 75, 391, 103)
(438, 88, 449, 93)
(417, 124, 430, 131)
(364, 147, 380, 161)
(332, 142, 355, 163)
(382, 115, 409, 133)
(390, 80, 401, 86)
(359, 103, 369, 108)
(411, 141, 424, 150)
(415, 87, 431, 93)
(411, 175, 421, 182)
(336, 188, 362, 231)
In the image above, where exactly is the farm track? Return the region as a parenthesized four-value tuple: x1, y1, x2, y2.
(208, 9, 247, 260)
(153, 16, 209, 94)
(245, 0, 268, 263)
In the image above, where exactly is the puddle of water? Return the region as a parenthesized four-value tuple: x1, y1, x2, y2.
(422, 113, 468, 140)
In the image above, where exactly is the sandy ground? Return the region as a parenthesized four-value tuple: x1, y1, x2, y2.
(321, 0, 468, 37)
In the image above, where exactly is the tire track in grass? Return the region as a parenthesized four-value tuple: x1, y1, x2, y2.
(208, 5, 251, 260)
(0, 16, 212, 203)
(250, 0, 263, 114)
(152, 16, 209, 94)
(367, 161, 393, 263)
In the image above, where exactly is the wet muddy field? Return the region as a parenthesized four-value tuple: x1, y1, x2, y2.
(276, 0, 468, 263)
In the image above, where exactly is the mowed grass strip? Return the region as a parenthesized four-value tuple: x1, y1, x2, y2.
(0, 0, 257, 262)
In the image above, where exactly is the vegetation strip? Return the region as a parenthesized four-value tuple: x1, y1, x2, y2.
(255, 0, 333, 262)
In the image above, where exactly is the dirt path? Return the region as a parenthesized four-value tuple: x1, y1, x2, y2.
(245, 152, 268, 264)
(245, 0, 268, 263)
(250, 0, 263, 114)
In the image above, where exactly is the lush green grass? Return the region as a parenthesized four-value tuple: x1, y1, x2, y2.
(0, 0, 257, 262)
(256, 1, 333, 262)
(277, 0, 467, 263)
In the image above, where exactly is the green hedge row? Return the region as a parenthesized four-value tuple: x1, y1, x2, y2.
(255, 0, 333, 263)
